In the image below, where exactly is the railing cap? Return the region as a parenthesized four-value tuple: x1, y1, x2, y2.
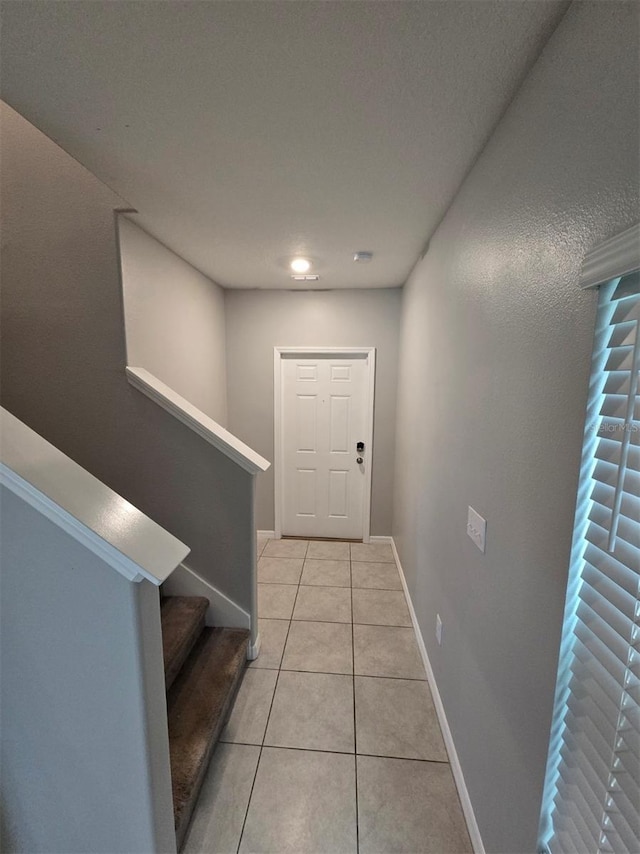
(126, 367, 271, 475)
(0, 407, 190, 585)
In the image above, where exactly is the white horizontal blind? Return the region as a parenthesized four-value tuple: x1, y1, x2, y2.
(541, 272, 639, 854)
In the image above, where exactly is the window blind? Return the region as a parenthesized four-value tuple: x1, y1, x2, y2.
(540, 271, 639, 854)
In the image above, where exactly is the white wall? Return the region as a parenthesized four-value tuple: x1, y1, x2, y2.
(392, 3, 639, 852)
(0, 487, 175, 854)
(119, 217, 228, 425)
(225, 288, 401, 534)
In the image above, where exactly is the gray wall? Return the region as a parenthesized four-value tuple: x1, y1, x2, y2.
(392, 3, 640, 852)
(0, 102, 253, 611)
(225, 288, 401, 534)
(0, 487, 176, 854)
(119, 217, 228, 425)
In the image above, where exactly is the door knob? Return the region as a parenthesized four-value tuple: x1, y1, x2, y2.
(356, 456, 364, 464)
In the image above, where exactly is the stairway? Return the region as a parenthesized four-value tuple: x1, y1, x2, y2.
(161, 595, 250, 850)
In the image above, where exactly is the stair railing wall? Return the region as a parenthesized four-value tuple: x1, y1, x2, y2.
(125, 367, 270, 653)
(0, 409, 188, 854)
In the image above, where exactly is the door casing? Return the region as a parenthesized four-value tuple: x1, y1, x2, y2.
(274, 347, 376, 542)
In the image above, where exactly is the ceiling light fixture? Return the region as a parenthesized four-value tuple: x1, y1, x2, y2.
(353, 251, 373, 263)
(291, 274, 320, 282)
(290, 257, 311, 274)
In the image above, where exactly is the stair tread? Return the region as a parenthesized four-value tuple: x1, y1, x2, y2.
(161, 596, 209, 691)
(167, 626, 250, 848)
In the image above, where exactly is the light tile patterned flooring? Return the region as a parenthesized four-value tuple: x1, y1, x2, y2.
(184, 538, 472, 854)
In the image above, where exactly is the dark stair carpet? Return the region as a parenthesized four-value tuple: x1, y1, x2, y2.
(161, 595, 209, 691)
(160, 598, 249, 851)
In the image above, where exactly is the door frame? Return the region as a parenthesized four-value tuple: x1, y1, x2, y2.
(273, 347, 376, 542)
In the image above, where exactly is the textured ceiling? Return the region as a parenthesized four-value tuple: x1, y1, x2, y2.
(0, 1, 568, 289)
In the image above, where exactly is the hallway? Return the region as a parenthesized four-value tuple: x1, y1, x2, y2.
(184, 538, 472, 853)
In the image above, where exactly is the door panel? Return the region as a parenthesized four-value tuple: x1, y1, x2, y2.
(297, 364, 317, 381)
(281, 355, 370, 538)
(296, 468, 317, 517)
(328, 469, 348, 518)
(296, 395, 317, 452)
(329, 396, 350, 453)
(331, 365, 351, 382)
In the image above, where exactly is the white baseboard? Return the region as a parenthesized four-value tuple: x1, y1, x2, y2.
(390, 538, 485, 854)
(247, 632, 261, 661)
(262, 532, 392, 544)
(163, 563, 251, 632)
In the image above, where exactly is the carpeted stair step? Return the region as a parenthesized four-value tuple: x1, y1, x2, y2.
(161, 596, 209, 692)
(167, 626, 250, 849)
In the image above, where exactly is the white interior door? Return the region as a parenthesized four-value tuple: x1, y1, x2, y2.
(280, 353, 372, 539)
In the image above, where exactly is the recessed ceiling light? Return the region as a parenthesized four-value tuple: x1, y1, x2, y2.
(290, 257, 311, 274)
(353, 251, 373, 263)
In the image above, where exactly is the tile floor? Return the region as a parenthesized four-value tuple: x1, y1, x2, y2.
(183, 538, 472, 854)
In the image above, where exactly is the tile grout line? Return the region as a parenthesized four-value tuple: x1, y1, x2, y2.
(295, 619, 413, 629)
(222, 739, 451, 765)
(350, 548, 360, 854)
(257, 666, 427, 682)
(262, 560, 396, 566)
(260, 587, 409, 596)
(261, 581, 403, 593)
(235, 538, 309, 853)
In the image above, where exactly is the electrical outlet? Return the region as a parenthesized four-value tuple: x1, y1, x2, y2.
(467, 506, 487, 553)
(436, 614, 443, 646)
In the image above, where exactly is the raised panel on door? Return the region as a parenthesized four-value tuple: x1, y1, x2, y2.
(329, 395, 350, 453)
(330, 364, 351, 382)
(297, 364, 318, 382)
(296, 468, 317, 517)
(280, 354, 371, 539)
(296, 395, 317, 452)
(328, 469, 349, 518)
